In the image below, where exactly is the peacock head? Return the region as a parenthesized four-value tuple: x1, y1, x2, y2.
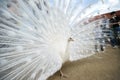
(68, 37, 74, 42)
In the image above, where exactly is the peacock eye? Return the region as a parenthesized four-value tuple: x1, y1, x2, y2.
(68, 37, 74, 42)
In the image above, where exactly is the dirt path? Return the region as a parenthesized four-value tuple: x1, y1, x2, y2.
(48, 47, 120, 80)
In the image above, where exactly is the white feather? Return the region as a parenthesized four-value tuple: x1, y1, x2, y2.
(0, 0, 119, 80)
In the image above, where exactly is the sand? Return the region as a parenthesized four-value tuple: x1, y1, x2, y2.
(48, 46, 120, 80)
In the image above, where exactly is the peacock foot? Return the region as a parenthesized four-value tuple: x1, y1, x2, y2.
(60, 70, 68, 79)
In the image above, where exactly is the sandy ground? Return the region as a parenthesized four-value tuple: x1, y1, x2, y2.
(48, 46, 120, 80)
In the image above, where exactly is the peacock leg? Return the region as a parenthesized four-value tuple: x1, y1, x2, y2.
(60, 70, 68, 78)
